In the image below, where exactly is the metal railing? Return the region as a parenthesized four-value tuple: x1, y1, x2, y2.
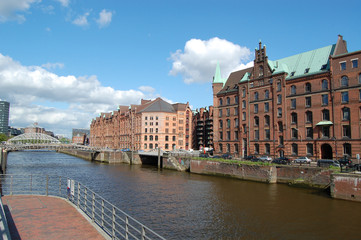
(0, 174, 166, 240)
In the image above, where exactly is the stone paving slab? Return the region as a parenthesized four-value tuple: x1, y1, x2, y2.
(2, 195, 107, 240)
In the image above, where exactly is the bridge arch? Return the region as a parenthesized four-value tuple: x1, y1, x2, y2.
(7, 133, 61, 145)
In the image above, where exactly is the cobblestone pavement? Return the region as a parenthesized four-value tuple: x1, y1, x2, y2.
(2, 195, 106, 240)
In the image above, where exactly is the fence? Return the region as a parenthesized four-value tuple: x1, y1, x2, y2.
(0, 174, 166, 240)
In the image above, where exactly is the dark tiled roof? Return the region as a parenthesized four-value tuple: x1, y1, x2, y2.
(218, 67, 252, 95)
(139, 98, 176, 113)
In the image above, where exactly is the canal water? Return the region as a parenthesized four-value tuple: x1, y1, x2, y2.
(5, 151, 361, 240)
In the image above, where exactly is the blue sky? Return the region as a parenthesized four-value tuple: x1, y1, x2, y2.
(0, 0, 360, 137)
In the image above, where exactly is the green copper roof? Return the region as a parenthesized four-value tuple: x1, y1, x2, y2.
(240, 72, 251, 82)
(269, 44, 335, 80)
(213, 62, 227, 85)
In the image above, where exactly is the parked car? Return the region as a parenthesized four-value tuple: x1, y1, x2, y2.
(294, 156, 312, 164)
(199, 153, 209, 158)
(338, 156, 352, 166)
(259, 155, 272, 162)
(221, 153, 232, 159)
(317, 159, 340, 168)
(243, 155, 258, 161)
(272, 157, 292, 165)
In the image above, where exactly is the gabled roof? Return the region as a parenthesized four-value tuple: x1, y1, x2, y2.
(138, 98, 176, 113)
(269, 44, 335, 80)
(217, 67, 252, 95)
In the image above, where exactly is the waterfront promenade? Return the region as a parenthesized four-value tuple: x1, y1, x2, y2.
(2, 195, 107, 240)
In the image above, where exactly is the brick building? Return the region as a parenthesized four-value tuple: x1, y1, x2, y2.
(90, 98, 193, 151)
(192, 106, 214, 151)
(213, 35, 361, 161)
(72, 129, 90, 145)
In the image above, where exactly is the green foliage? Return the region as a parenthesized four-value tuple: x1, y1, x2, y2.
(0, 133, 8, 142)
(59, 138, 70, 144)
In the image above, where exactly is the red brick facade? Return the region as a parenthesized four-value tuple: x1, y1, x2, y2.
(192, 106, 214, 150)
(213, 35, 361, 161)
(90, 98, 193, 151)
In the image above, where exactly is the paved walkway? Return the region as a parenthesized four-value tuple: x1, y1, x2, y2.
(2, 195, 107, 240)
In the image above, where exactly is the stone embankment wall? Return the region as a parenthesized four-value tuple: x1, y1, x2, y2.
(190, 160, 277, 183)
(190, 160, 333, 188)
(331, 173, 361, 202)
(58, 149, 142, 164)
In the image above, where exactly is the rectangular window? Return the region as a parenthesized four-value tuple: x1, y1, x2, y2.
(254, 130, 259, 140)
(264, 102, 269, 112)
(219, 109, 222, 117)
(307, 144, 313, 155)
(277, 108, 282, 117)
(234, 131, 238, 140)
(242, 112, 246, 121)
(291, 99, 296, 109)
(306, 127, 313, 139)
(343, 125, 351, 138)
(322, 94, 328, 106)
(352, 59, 358, 68)
(227, 131, 230, 140)
(254, 104, 258, 114)
(219, 131, 223, 140)
(265, 129, 270, 140)
(341, 92, 349, 103)
(322, 126, 330, 138)
(226, 108, 230, 117)
(277, 81, 281, 92)
(277, 94, 282, 104)
(305, 97, 311, 107)
(234, 107, 238, 115)
(292, 128, 298, 139)
(340, 61, 346, 70)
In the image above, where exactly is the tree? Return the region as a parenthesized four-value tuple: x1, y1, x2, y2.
(0, 133, 8, 142)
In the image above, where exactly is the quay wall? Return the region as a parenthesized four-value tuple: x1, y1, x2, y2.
(190, 160, 277, 183)
(58, 149, 142, 164)
(331, 173, 361, 202)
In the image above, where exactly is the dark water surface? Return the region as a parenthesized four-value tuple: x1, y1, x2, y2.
(6, 151, 361, 240)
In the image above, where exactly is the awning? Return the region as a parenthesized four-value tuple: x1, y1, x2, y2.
(316, 120, 333, 126)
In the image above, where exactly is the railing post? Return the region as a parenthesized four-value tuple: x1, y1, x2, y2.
(10, 175, 12, 195)
(59, 176, 61, 196)
(30, 174, 32, 193)
(46, 175, 49, 196)
(101, 200, 104, 228)
(92, 193, 95, 222)
(126, 216, 129, 240)
(77, 182, 80, 208)
(84, 188, 87, 212)
(112, 207, 115, 239)
(142, 226, 145, 240)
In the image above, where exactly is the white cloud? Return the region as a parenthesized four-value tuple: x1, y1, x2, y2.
(41, 62, 64, 70)
(96, 9, 112, 28)
(0, 0, 40, 23)
(55, 0, 70, 7)
(138, 86, 155, 93)
(72, 12, 89, 27)
(169, 37, 252, 84)
(0, 53, 150, 137)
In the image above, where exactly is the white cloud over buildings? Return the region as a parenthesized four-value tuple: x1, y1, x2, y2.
(169, 37, 252, 84)
(0, 53, 148, 136)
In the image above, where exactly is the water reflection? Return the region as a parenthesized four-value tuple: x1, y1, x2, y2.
(6, 151, 361, 240)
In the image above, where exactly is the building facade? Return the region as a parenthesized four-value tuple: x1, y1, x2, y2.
(0, 100, 10, 135)
(192, 106, 214, 151)
(213, 35, 361, 161)
(90, 98, 193, 151)
(72, 129, 90, 145)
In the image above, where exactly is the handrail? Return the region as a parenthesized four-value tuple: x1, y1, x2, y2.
(0, 174, 166, 240)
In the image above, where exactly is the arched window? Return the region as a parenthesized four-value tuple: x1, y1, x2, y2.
(219, 120, 223, 128)
(291, 85, 296, 95)
(149, 135, 153, 141)
(149, 143, 153, 149)
(219, 143, 223, 153)
(259, 65, 264, 76)
(305, 82, 312, 93)
(254, 116, 259, 127)
(278, 122, 283, 132)
(226, 97, 230, 105)
(322, 79, 328, 90)
(242, 88, 246, 97)
(155, 135, 158, 141)
(165, 143, 169, 149)
(144, 135, 147, 141)
(234, 118, 239, 128)
(292, 143, 298, 155)
(306, 111, 313, 123)
(226, 144, 231, 153)
(219, 98, 223, 106)
(165, 135, 169, 141)
(265, 115, 270, 126)
(254, 92, 259, 100)
(265, 90, 269, 99)
(235, 96, 239, 104)
(255, 144, 259, 154)
(291, 112, 297, 124)
(265, 144, 270, 154)
(341, 76, 349, 87)
(242, 100, 246, 109)
(322, 109, 330, 121)
(342, 107, 350, 120)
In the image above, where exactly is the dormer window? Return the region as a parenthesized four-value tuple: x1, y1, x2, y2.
(304, 68, 310, 74)
(290, 71, 295, 77)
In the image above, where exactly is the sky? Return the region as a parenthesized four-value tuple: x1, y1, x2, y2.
(0, 0, 360, 138)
